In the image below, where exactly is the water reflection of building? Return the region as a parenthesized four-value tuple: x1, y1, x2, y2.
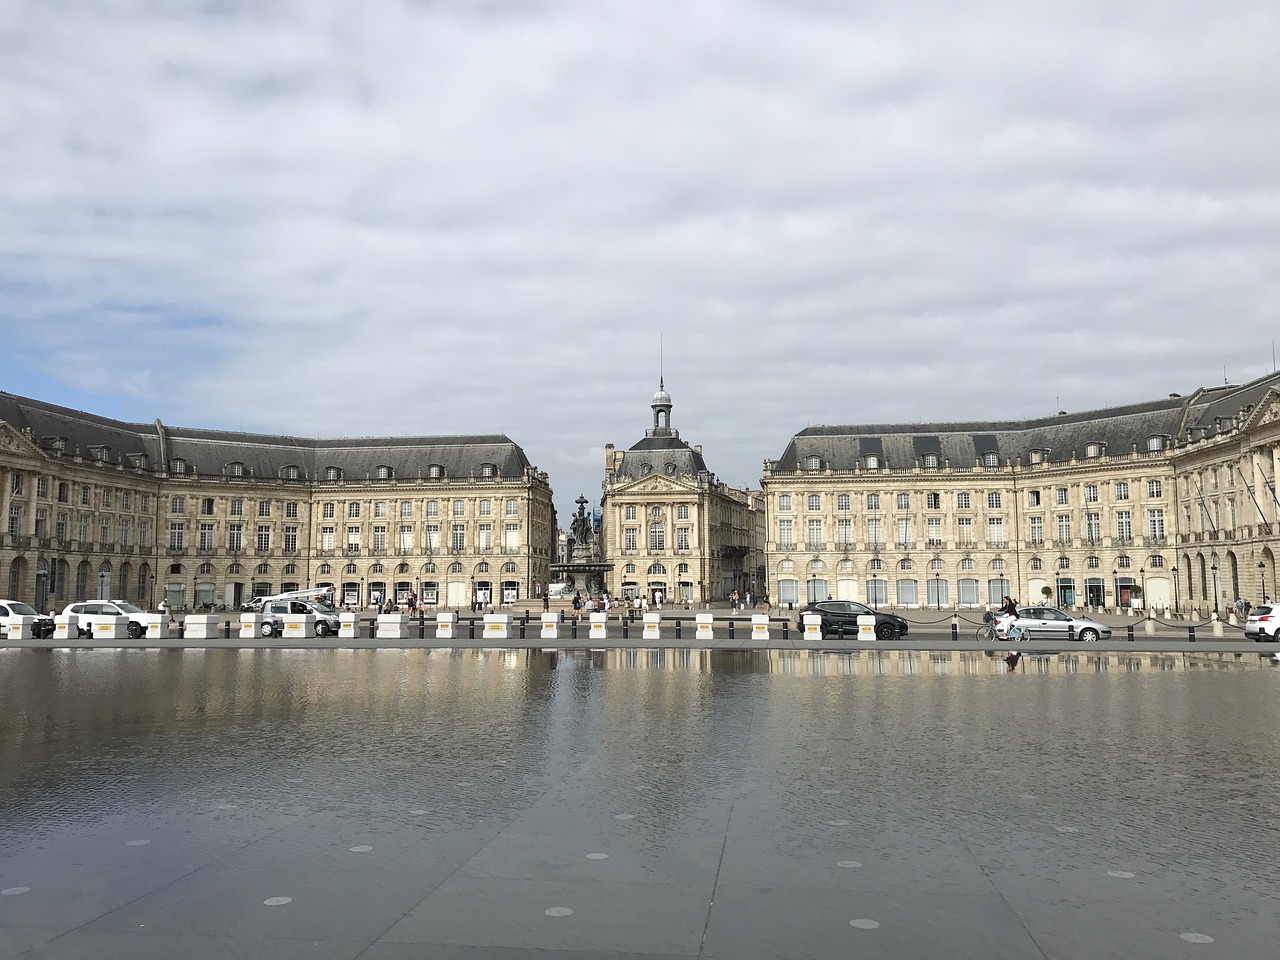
(600, 382, 765, 605)
(763, 372, 1280, 615)
(0, 392, 555, 612)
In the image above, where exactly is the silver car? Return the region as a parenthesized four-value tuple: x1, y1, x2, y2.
(999, 606, 1111, 642)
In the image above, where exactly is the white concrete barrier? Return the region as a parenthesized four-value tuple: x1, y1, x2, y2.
(376, 614, 410, 640)
(695, 613, 715, 640)
(642, 613, 662, 640)
(1145, 618, 1156, 635)
(53, 614, 79, 641)
(539, 613, 559, 640)
(6, 617, 38, 640)
(857, 614, 876, 641)
(92, 616, 129, 640)
(751, 614, 769, 640)
(436, 611, 457, 640)
(240, 614, 266, 639)
(283, 614, 317, 639)
(588, 613, 608, 640)
(802, 613, 822, 640)
(483, 614, 510, 640)
(1212, 615, 1224, 638)
(142, 613, 172, 640)
(338, 612, 358, 639)
(183, 615, 221, 641)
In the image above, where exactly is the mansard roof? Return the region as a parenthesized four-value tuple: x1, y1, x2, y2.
(615, 435, 710, 480)
(0, 391, 534, 481)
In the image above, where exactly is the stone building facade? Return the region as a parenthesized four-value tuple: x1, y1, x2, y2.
(599, 383, 764, 605)
(0, 392, 555, 612)
(762, 373, 1280, 614)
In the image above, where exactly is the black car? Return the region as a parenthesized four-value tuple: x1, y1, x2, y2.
(797, 600, 908, 640)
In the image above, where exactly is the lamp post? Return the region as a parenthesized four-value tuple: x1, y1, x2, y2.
(1262, 561, 1269, 602)
(149, 573, 156, 610)
(1139, 567, 1146, 618)
(192, 574, 197, 611)
(1171, 566, 1179, 614)
(1112, 569, 1118, 612)
(1210, 560, 1220, 614)
(98, 570, 106, 601)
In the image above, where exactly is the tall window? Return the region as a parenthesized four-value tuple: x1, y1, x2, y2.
(778, 495, 792, 512)
(956, 492, 971, 510)
(1116, 511, 1132, 541)
(649, 523, 665, 551)
(896, 518, 912, 547)
(837, 494, 850, 511)
(625, 527, 638, 550)
(34, 508, 47, 538)
(837, 518, 852, 543)
(926, 517, 942, 545)
(284, 526, 298, 552)
(170, 496, 185, 513)
(896, 493, 910, 510)
(399, 525, 413, 550)
(374, 501, 387, 518)
(425, 524, 440, 550)
(1115, 482, 1129, 500)
(1085, 484, 1098, 503)
(232, 498, 245, 516)
(1028, 490, 1041, 506)
(317, 526, 332, 550)
(229, 523, 244, 550)
(867, 518, 882, 545)
(373, 526, 387, 550)
(1085, 512, 1100, 543)
(1029, 516, 1043, 544)
(957, 517, 974, 545)
(56, 512, 68, 540)
(807, 494, 821, 511)
(1147, 480, 1163, 498)
(676, 527, 690, 550)
(453, 500, 465, 516)
(257, 525, 271, 551)
(118, 518, 129, 546)
(677, 504, 689, 520)
(625, 504, 637, 520)
(169, 522, 185, 550)
(348, 502, 361, 518)
(286, 501, 299, 518)
(866, 493, 880, 510)
(99, 518, 110, 544)
(346, 525, 360, 550)
(926, 492, 940, 510)
(199, 523, 215, 550)
(504, 523, 519, 549)
(1056, 487, 1069, 505)
(401, 500, 413, 518)
(451, 524, 465, 550)
(1147, 509, 1165, 540)
(478, 524, 492, 550)
(808, 519, 823, 547)
(987, 492, 1002, 509)
(479, 499, 491, 516)
(426, 500, 438, 517)
(987, 517, 1005, 548)
(100, 488, 111, 508)
(1056, 515, 1071, 542)
(139, 521, 150, 546)
(258, 499, 271, 517)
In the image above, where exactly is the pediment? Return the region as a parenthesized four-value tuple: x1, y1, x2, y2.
(1239, 388, 1280, 433)
(612, 474, 695, 495)
(0, 421, 48, 460)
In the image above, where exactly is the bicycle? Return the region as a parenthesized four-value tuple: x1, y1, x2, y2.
(976, 611, 1032, 642)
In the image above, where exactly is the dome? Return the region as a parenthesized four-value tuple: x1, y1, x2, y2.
(652, 388, 671, 405)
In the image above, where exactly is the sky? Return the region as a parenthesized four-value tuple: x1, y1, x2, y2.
(2, 0, 1278, 523)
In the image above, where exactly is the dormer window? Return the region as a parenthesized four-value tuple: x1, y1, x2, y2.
(864, 455, 879, 470)
(130, 454, 149, 470)
(89, 445, 110, 463)
(1146, 435, 1165, 452)
(804, 455, 822, 471)
(281, 464, 300, 481)
(324, 466, 342, 482)
(1029, 449, 1045, 464)
(480, 463, 497, 478)
(376, 464, 393, 481)
(983, 452, 999, 468)
(169, 458, 187, 475)
(923, 453, 939, 470)
(428, 464, 445, 479)
(228, 461, 245, 477)
(1085, 442, 1101, 458)
(46, 437, 67, 455)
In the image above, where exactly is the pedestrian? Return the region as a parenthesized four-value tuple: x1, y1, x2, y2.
(1244, 599, 1253, 616)
(746, 590, 753, 608)
(763, 593, 771, 613)
(572, 592, 582, 613)
(543, 594, 550, 612)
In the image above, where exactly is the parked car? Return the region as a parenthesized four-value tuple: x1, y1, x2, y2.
(796, 600, 909, 640)
(253, 597, 341, 637)
(0, 599, 55, 639)
(996, 606, 1111, 642)
(1244, 605, 1278, 641)
(61, 600, 149, 639)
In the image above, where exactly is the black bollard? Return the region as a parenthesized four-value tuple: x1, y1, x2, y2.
(1188, 625, 1196, 642)
(571, 618, 578, 640)
(1126, 624, 1134, 642)
(950, 621, 958, 642)
(224, 619, 232, 639)
(782, 619, 789, 640)
(675, 619, 682, 640)
(370, 618, 377, 639)
(519, 619, 526, 640)
(468, 618, 476, 640)
(728, 620, 735, 640)
(418, 615, 425, 640)
(1067, 624, 1075, 642)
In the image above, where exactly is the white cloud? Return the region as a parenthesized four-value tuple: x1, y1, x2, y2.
(1, 0, 1278, 516)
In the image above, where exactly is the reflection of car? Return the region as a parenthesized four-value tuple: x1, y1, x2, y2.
(1244, 605, 1278, 641)
(254, 598, 340, 637)
(997, 606, 1110, 642)
(62, 600, 149, 639)
(0, 599, 55, 638)
(797, 600, 909, 640)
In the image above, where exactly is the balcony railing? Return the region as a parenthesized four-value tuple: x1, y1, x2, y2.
(805, 541, 825, 551)
(778, 541, 796, 551)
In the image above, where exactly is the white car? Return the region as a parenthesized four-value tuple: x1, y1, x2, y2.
(1244, 605, 1278, 641)
(62, 600, 150, 639)
(0, 599, 55, 638)
(996, 606, 1111, 642)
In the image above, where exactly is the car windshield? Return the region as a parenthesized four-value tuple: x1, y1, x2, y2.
(1253, 606, 1272, 617)
(114, 601, 144, 613)
(310, 598, 337, 613)
(6, 601, 40, 616)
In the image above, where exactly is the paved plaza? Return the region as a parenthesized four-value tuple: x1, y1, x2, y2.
(2, 645, 1278, 959)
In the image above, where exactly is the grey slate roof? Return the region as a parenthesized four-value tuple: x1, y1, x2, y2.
(770, 371, 1280, 470)
(615, 435, 710, 480)
(0, 392, 534, 481)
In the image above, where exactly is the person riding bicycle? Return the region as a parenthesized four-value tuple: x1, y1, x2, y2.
(998, 595, 1018, 618)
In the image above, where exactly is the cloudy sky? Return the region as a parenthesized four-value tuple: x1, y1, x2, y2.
(2, 0, 1277, 520)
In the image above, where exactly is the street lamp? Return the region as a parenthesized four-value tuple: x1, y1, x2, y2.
(149, 573, 156, 610)
(1171, 566, 1179, 613)
(1112, 569, 1118, 612)
(192, 574, 197, 611)
(1139, 567, 1146, 618)
(1262, 561, 1269, 602)
(1210, 560, 1220, 614)
(98, 570, 106, 600)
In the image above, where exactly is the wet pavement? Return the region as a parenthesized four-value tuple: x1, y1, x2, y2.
(2, 647, 1279, 958)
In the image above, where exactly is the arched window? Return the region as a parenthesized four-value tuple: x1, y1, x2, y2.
(1146, 436, 1165, 452)
(325, 466, 342, 482)
(448, 562, 462, 573)
(317, 563, 331, 575)
(1085, 442, 1101, 458)
(869, 558, 883, 571)
(1030, 557, 1042, 570)
(929, 558, 944, 570)
(899, 559, 913, 570)
(256, 562, 270, 575)
(283, 563, 297, 575)
(281, 464, 300, 481)
(983, 452, 999, 468)
(779, 559, 794, 573)
(170, 458, 187, 475)
(624, 563, 636, 574)
(923, 453, 939, 469)
(477, 562, 489, 573)
(1148, 556, 1165, 568)
(864, 455, 879, 470)
(480, 463, 497, 478)
(228, 461, 245, 477)
(1058, 557, 1071, 569)
(805, 455, 822, 471)
(345, 563, 358, 574)
(428, 464, 444, 479)
(422, 561, 436, 574)
(647, 563, 666, 576)
(376, 465, 393, 481)
(502, 562, 517, 573)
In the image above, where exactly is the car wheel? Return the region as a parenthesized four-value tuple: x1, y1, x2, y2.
(315, 621, 329, 637)
(127, 621, 144, 639)
(260, 620, 276, 637)
(875, 621, 897, 641)
(1078, 627, 1100, 643)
